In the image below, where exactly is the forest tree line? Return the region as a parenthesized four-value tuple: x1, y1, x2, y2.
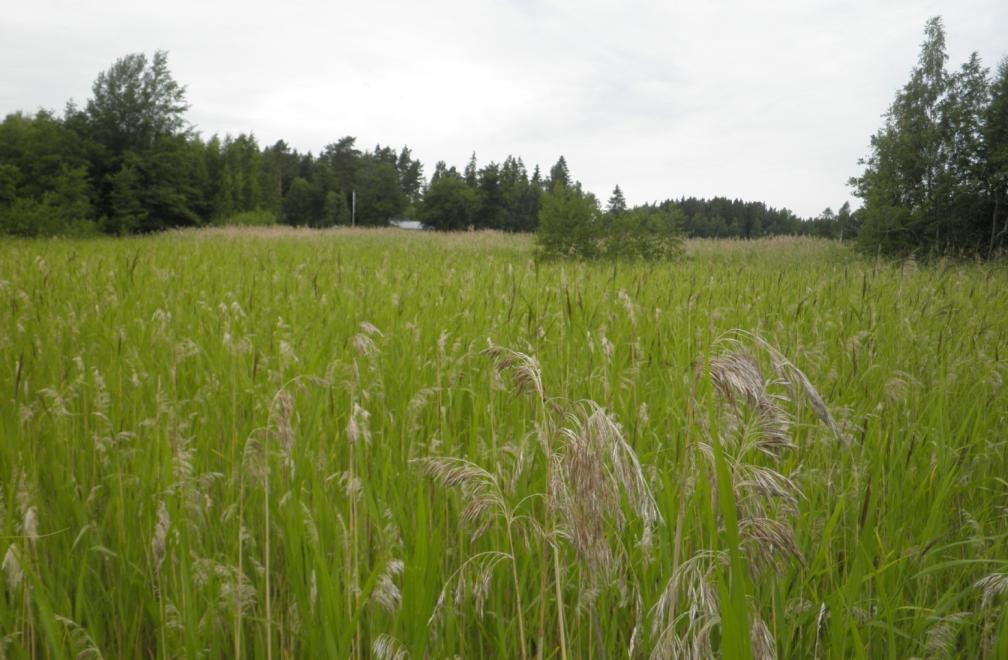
(0, 50, 853, 240)
(6, 19, 1006, 260)
(662, 197, 856, 240)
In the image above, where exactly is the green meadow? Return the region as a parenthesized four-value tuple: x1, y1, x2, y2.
(1, 229, 1006, 658)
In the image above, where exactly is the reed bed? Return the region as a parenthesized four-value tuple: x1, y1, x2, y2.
(0, 230, 1006, 658)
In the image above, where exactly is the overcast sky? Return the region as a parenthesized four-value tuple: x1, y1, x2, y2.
(2, 1, 1006, 218)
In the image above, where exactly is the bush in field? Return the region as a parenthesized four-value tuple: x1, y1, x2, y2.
(536, 184, 683, 260)
(601, 203, 684, 260)
(535, 183, 603, 258)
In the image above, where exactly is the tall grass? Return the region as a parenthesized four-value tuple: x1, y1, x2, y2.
(0, 230, 1006, 657)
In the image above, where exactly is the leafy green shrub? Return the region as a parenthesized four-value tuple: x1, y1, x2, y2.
(0, 165, 98, 237)
(601, 204, 684, 260)
(535, 184, 603, 258)
(0, 198, 95, 237)
(537, 185, 683, 260)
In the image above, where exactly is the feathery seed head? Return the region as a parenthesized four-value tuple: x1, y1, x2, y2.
(151, 500, 170, 573)
(924, 612, 969, 659)
(372, 633, 410, 660)
(2, 545, 23, 592)
(976, 572, 1008, 609)
(347, 401, 371, 445)
(359, 321, 384, 338)
(415, 456, 506, 529)
(740, 516, 804, 572)
(371, 559, 405, 613)
(709, 352, 766, 406)
(482, 344, 545, 403)
(750, 608, 778, 660)
(352, 333, 378, 358)
(22, 506, 38, 546)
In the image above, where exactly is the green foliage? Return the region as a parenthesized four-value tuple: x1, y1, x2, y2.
(988, 58, 1008, 250)
(426, 153, 542, 232)
(474, 162, 507, 229)
(135, 136, 204, 231)
(0, 47, 867, 241)
(206, 133, 265, 221)
(505, 156, 541, 233)
(105, 157, 147, 234)
(282, 177, 317, 226)
(548, 155, 571, 191)
(396, 146, 423, 205)
(0, 199, 61, 236)
(84, 50, 189, 152)
(801, 203, 862, 240)
(537, 185, 683, 260)
(0, 109, 97, 236)
(666, 195, 827, 238)
(323, 190, 351, 227)
(464, 151, 478, 187)
(45, 165, 94, 228)
(0, 110, 88, 199)
(535, 183, 603, 258)
(417, 175, 479, 230)
(355, 159, 408, 226)
(852, 17, 1006, 257)
(601, 203, 684, 260)
(0, 163, 16, 204)
(0, 193, 97, 237)
(0, 56, 424, 237)
(77, 51, 201, 232)
(0, 162, 95, 237)
(606, 184, 627, 215)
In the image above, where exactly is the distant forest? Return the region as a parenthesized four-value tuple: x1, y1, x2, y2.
(0, 51, 855, 239)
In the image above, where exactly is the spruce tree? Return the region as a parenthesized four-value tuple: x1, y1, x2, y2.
(607, 185, 627, 215)
(549, 156, 570, 191)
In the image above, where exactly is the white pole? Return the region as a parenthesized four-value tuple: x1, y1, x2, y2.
(352, 190, 356, 227)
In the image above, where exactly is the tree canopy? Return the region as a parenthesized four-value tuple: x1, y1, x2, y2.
(852, 17, 1008, 257)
